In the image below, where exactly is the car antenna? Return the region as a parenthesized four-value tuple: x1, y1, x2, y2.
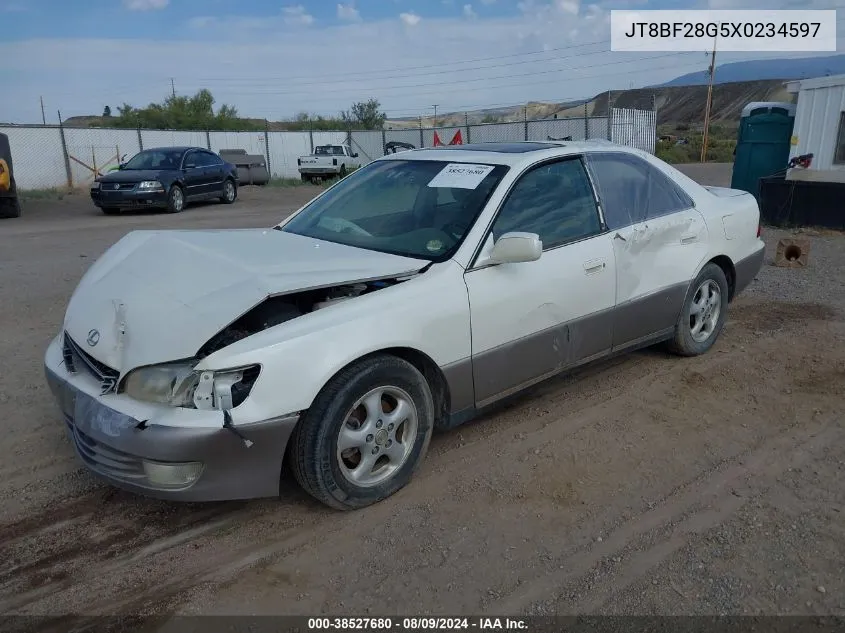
(223, 409, 254, 448)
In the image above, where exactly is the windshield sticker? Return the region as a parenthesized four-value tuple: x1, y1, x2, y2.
(427, 163, 494, 190)
(426, 239, 444, 252)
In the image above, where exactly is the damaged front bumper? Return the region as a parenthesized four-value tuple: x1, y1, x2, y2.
(43, 335, 299, 502)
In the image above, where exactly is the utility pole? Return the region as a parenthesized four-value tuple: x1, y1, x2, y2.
(700, 36, 717, 163)
(170, 78, 176, 98)
(432, 104, 438, 128)
(39, 96, 46, 125)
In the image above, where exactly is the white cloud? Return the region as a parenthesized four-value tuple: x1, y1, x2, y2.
(555, 0, 580, 14)
(188, 16, 216, 29)
(123, 0, 168, 10)
(399, 12, 422, 25)
(463, 4, 477, 18)
(337, 3, 362, 22)
(4, 0, 844, 125)
(283, 5, 315, 26)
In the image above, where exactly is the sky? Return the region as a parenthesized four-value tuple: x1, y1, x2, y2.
(1, 0, 844, 124)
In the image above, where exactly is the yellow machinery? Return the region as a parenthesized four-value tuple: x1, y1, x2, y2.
(0, 133, 21, 218)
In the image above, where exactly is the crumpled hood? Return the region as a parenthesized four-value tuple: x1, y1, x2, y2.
(63, 228, 425, 374)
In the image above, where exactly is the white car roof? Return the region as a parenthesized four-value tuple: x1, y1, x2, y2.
(376, 140, 643, 168)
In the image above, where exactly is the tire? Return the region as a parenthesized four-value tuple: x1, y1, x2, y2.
(667, 262, 729, 357)
(220, 179, 236, 204)
(166, 184, 185, 213)
(288, 355, 435, 511)
(339, 165, 347, 178)
(101, 207, 120, 216)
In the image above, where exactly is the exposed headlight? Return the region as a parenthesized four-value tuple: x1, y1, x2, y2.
(122, 362, 260, 409)
(91, 181, 100, 190)
(123, 362, 199, 406)
(137, 180, 163, 190)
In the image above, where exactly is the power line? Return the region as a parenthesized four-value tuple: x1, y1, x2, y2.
(245, 56, 715, 118)
(180, 52, 685, 99)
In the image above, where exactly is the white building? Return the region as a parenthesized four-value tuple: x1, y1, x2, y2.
(786, 73, 845, 183)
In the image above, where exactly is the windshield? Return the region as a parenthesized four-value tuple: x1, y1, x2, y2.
(123, 149, 184, 170)
(279, 159, 509, 261)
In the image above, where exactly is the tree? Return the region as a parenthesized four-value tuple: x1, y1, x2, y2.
(102, 105, 112, 118)
(341, 98, 386, 130)
(108, 89, 259, 131)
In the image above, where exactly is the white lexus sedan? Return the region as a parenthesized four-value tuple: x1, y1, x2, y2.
(44, 141, 765, 510)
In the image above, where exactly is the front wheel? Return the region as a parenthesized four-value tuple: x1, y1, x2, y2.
(668, 262, 729, 357)
(166, 185, 185, 213)
(288, 355, 435, 510)
(220, 179, 236, 204)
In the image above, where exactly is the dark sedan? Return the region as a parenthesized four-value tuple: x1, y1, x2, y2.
(91, 146, 239, 215)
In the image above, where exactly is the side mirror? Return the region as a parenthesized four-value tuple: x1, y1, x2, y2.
(352, 152, 359, 158)
(488, 232, 542, 265)
(117, 163, 125, 170)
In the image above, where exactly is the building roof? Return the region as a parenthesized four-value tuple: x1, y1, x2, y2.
(787, 73, 845, 92)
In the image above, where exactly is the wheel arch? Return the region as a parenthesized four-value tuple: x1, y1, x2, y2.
(706, 254, 736, 301)
(295, 346, 452, 430)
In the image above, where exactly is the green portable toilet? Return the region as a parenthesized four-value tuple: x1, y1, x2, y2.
(731, 101, 796, 199)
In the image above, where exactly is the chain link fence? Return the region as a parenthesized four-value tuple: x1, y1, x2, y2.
(0, 107, 655, 190)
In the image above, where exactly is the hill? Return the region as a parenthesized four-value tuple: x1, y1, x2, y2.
(660, 54, 845, 87)
(385, 79, 793, 129)
(58, 80, 794, 133)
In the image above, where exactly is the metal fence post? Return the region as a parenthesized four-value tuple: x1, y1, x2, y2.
(381, 128, 386, 155)
(205, 129, 212, 150)
(606, 91, 613, 141)
(419, 117, 424, 148)
(346, 129, 352, 149)
(584, 103, 589, 140)
(137, 124, 143, 151)
(465, 113, 471, 144)
(523, 106, 528, 141)
(57, 110, 73, 188)
(308, 119, 314, 153)
(264, 119, 272, 177)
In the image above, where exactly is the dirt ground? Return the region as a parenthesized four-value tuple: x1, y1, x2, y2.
(0, 167, 843, 626)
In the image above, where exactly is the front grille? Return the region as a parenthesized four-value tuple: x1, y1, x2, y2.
(103, 183, 135, 191)
(63, 332, 120, 395)
(65, 418, 145, 482)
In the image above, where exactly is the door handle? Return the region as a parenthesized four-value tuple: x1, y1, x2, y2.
(583, 259, 606, 274)
(680, 233, 697, 244)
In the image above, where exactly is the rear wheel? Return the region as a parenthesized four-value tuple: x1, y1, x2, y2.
(166, 185, 185, 213)
(339, 164, 347, 178)
(220, 179, 236, 204)
(668, 263, 729, 357)
(288, 355, 435, 510)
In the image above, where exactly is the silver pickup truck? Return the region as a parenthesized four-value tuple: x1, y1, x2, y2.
(297, 144, 361, 182)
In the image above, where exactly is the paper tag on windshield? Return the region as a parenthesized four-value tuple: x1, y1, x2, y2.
(427, 163, 494, 190)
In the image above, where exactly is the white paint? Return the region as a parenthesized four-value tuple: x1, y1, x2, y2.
(45, 141, 762, 433)
(427, 163, 495, 189)
(787, 73, 845, 180)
